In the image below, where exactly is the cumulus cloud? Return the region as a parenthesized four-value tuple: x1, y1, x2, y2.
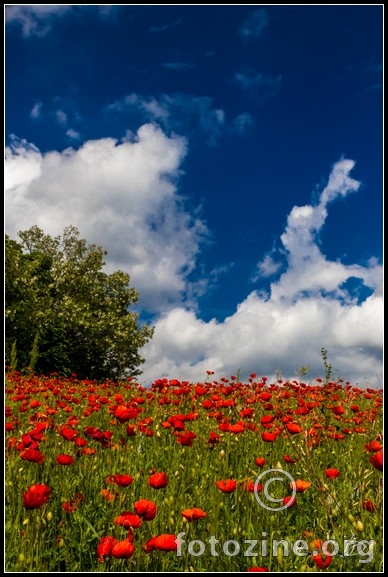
(5, 125, 209, 313)
(139, 159, 383, 387)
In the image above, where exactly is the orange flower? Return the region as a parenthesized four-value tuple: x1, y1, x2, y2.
(134, 499, 158, 521)
(97, 536, 117, 562)
(369, 450, 383, 471)
(292, 479, 312, 493)
(111, 539, 135, 559)
(325, 468, 340, 479)
(148, 472, 169, 489)
(100, 489, 116, 502)
(143, 534, 178, 553)
(23, 483, 51, 509)
(181, 507, 207, 521)
(56, 454, 75, 466)
(215, 479, 237, 493)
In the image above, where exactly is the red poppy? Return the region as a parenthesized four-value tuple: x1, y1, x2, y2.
(284, 455, 298, 464)
(369, 450, 383, 471)
(114, 512, 142, 529)
(261, 432, 277, 443)
(56, 454, 75, 466)
(361, 499, 377, 512)
(247, 569, 269, 572)
(134, 499, 158, 521)
(208, 432, 221, 444)
(283, 495, 297, 508)
(181, 507, 207, 521)
(62, 499, 78, 513)
(20, 448, 45, 464)
(23, 483, 51, 509)
(325, 468, 340, 479)
(97, 536, 117, 562)
(148, 472, 169, 489)
(365, 440, 383, 452)
(312, 552, 332, 569)
(176, 431, 197, 446)
(215, 479, 237, 493)
(255, 457, 266, 467)
(143, 534, 178, 553)
(240, 480, 262, 492)
(286, 423, 303, 434)
(111, 539, 135, 559)
(106, 474, 133, 487)
(59, 426, 78, 441)
(332, 406, 345, 416)
(114, 405, 139, 423)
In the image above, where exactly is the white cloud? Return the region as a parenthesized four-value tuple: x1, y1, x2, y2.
(5, 125, 209, 313)
(138, 158, 382, 387)
(66, 128, 81, 140)
(30, 102, 43, 119)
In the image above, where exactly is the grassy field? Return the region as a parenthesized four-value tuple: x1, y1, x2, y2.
(5, 370, 383, 572)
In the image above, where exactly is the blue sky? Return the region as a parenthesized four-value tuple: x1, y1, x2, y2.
(5, 5, 383, 386)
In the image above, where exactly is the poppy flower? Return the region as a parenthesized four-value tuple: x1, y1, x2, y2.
(62, 499, 78, 513)
(97, 536, 117, 562)
(148, 472, 169, 489)
(106, 474, 133, 487)
(292, 479, 312, 493)
(100, 489, 116, 502)
(332, 406, 345, 416)
(134, 499, 158, 521)
(143, 534, 178, 553)
(176, 431, 197, 446)
(181, 508, 207, 521)
(255, 457, 266, 467)
(240, 480, 262, 493)
(284, 455, 298, 464)
(283, 495, 297, 508)
(215, 479, 237, 493)
(286, 423, 303, 434)
(361, 499, 377, 512)
(23, 483, 51, 509)
(261, 432, 277, 443)
(56, 454, 75, 466)
(369, 450, 383, 471)
(312, 552, 332, 569)
(208, 432, 221, 444)
(114, 511, 142, 529)
(325, 468, 340, 479)
(365, 440, 383, 452)
(111, 539, 135, 559)
(20, 448, 45, 465)
(247, 569, 269, 572)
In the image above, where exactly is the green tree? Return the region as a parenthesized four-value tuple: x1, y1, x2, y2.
(5, 225, 154, 381)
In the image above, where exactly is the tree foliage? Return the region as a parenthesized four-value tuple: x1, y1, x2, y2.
(5, 225, 154, 381)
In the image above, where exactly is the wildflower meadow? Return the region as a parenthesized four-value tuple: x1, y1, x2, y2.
(5, 369, 383, 572)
